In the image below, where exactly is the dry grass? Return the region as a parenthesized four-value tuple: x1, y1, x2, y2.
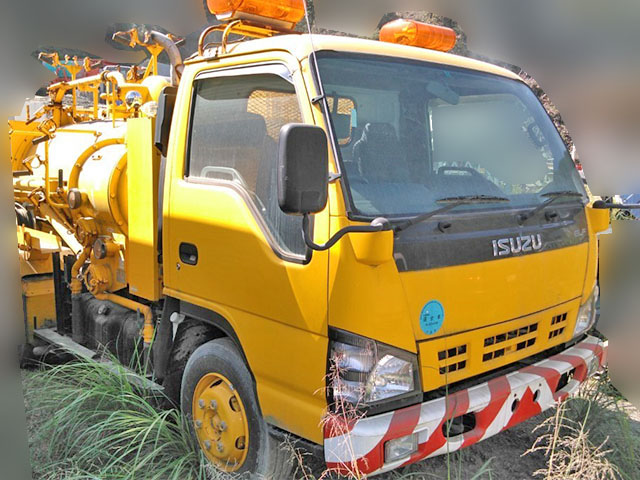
(524, 371, 639, 480)
(526, 402, 619, 479)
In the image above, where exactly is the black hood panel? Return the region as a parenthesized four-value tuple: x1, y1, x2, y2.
(394, 205, 588, 272)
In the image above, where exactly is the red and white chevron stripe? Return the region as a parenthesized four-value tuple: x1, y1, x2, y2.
(324, 335, 607, 476)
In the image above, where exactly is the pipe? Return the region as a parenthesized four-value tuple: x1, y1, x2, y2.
(70, 247, 90, 295)
(104, 71, 126, 86)
(150, 31, 183, 86)
(52, 74, 101, 104)
(43, 140, 68, 209)
(94, 293, 154, 346)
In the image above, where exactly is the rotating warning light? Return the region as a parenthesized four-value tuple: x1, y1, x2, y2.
(206, 0, 306, 29)
(379, 19, 457, 52)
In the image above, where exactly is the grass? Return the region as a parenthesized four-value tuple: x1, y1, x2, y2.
(25, 358, 211, 480)
(23, 358, 639, 480)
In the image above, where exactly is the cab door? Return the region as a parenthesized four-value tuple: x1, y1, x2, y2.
(163, 57, 329, 442)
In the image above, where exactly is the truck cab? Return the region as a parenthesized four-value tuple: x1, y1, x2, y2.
(158, 21, 608, 476)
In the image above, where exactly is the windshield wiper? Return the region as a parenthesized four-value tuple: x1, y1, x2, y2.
(519, 190, 585, 224)
(394, 194, 510, 233)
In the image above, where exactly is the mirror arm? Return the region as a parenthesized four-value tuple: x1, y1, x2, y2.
(302, 214, 391, 251)
(592, 200, 640, 209)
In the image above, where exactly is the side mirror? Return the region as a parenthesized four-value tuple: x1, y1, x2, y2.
(278, 123, 392, 252)
(278, 123, 329, 215)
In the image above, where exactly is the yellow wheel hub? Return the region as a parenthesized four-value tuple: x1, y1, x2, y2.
(192, 373, 249, 472)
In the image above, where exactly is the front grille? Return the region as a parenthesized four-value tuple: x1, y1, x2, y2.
(419, 301, 580, 391)
(549, 313, 568, 339)
(438, 344, 467, 375)
(482, 323, 538, 362)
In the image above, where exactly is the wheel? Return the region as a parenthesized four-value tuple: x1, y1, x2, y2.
(181, 338, 293, 478)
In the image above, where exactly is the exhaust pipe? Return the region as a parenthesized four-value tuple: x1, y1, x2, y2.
(150, 31, 184, 86)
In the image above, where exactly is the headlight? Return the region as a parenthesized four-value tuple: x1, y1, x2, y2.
(573, 285, 599, 338)
(328, 329, 421, 413)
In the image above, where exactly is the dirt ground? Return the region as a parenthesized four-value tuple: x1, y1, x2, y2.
(383, 417, 549, 479)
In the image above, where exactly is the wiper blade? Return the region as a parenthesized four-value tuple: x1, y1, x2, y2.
(436, 194, 510, 204)
(540, 190, 585, 199)
(520, 190, 585, 224)
(394, 195, 510, 233)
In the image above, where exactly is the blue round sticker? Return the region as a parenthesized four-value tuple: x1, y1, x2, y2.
(420, 300, 445, 335)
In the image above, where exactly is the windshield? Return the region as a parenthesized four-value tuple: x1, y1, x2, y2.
(316, 52, 587, 219)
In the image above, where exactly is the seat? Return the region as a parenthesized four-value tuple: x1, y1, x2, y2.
(352, 122, 409, 183)
(190, 112, 268, 191)
(191, 110, 304, 255)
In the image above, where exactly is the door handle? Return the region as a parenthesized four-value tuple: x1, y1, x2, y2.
(545, 210, 559, 221)
(179, 242, 198, 265)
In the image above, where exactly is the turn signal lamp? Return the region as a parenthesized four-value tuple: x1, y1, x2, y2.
(206, 0, 306, 29)
(379, 19, 457, 52)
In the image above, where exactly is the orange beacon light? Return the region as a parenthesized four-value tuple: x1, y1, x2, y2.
(379, 19, 457, 53)
(206, 0, 306, 29)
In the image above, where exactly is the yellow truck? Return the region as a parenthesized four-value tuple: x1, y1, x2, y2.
(12, 0, 611, 476)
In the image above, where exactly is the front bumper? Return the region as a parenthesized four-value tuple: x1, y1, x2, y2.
(324, 335, 607, 476)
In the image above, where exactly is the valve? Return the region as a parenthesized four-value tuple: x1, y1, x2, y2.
(75, 217, 98, 247)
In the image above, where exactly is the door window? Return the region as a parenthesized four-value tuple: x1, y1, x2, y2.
(187, 72, 306, 257)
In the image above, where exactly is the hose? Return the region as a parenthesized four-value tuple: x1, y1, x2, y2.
(15, 202, 34, 228)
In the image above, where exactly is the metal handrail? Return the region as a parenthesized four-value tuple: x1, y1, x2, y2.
(197, 19, 299, 56)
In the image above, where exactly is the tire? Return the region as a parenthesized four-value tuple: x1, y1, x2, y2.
(18, 343, 35, 369)
(181, 338, 293, 479)
(163, 319, 217, 406)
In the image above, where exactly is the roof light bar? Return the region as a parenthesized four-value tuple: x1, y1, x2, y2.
(379, 19, 457, 52)
(206, 0, 306, 30)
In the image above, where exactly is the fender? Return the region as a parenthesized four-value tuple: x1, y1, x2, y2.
(178, 299, 251, 369)
(152, 297, 252, 383)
